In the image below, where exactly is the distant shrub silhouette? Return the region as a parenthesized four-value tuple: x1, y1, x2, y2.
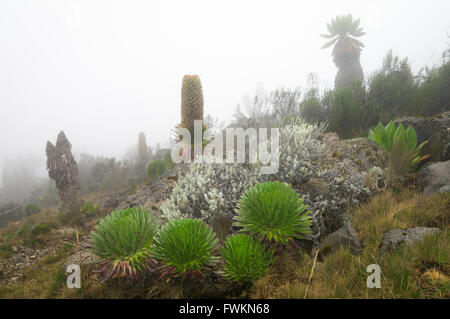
(414, 59, 450, 116)
(328, 82, 366, 139)
(298, 50, 450, 139)
(25, 203, 40, 215)
(365, 51, 418, 126)
(145, 160, 166, 178)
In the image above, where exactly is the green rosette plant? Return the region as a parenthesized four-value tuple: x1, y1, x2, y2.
(90, 207, 160, 280)
(151, 218, 219, 278)
(219, 234, 274, 283)
(234, 181, 312, 246)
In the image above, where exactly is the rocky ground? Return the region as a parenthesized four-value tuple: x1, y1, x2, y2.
(0, 113, 448, 297)
(0, 227, 83, 286)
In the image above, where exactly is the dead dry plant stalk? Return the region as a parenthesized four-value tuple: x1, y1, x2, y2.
(304, 248, 319, 299)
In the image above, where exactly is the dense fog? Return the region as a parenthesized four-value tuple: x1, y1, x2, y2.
(0, 0, 449, 199)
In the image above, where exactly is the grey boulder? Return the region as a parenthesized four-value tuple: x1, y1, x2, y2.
(317, 221, 362, 256)
(419, 160, 450, 196)
(379, 227, 440, 252)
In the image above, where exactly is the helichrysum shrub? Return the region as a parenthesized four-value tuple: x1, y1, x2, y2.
(151, 218, 219, 277)
(272, 119, 326, 187)
(368, 121, 430, 176)
(219, 234, 274, 283)
(235, 181, 312, 245)
(161, 161, 261, 224)
(90, 207, 160, 279)
(161, 120, 325, 226)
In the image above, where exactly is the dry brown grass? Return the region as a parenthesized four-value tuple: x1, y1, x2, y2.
(351, 190, 449, 248)
(250, 190, 449, 299)
(0, 207, 60, 241)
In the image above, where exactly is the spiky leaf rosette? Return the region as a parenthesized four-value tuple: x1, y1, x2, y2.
(180, 74, 204, 131)
(321, 14, 365, 82)
(90, 208, 160, 280)
(235, 181, 312, 245)
(321, 14, 365, 53)
(219, 234, 274, 283)
(151, 218, 219, 277)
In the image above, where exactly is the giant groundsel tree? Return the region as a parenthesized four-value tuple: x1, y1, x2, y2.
(321, 14, 366, 89)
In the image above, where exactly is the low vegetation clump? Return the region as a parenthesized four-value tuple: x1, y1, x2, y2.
(219, 234, 274, 283)
(80, 202, 98, 217)
(151, 218, 219, 278)
(0, 242, 13, 259)
(145, 159, 166, 178)
(25, 203, 41, 215)
(235, 181, 312, 246)
(30, 223, 53, 236)
(90, 207, 160, 280)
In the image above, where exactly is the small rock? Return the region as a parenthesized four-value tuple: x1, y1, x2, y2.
(11, 254, 26, 265)
(56, 227, 77, 235)
(379, 227, 441, 252)
(23, 248, 34, 256)
(318, 221, 362, 256)
(10, 277, 20, 282)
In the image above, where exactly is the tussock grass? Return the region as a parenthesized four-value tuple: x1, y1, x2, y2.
(249, 190, 449, 299)
(0, 207, 60, 241)
(351, 190, 449, 245)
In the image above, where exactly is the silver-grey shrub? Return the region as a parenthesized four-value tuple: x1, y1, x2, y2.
(161, 161, 263, 225)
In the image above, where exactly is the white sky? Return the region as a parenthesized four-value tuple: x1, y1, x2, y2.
(0, 0, 449, 180)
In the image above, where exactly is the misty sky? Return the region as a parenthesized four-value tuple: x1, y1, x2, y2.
(0, 0, 449, 181)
